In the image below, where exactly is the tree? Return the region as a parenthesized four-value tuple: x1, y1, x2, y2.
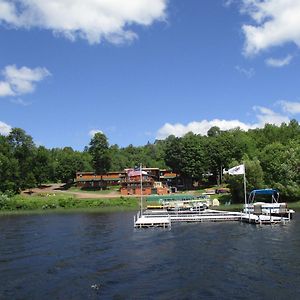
(7, 128, 36, 191)
(207, 126, 221, 137)
(165, 133, 207, 189)
(0, 137, 20, 193)
(33, 146, 52, 185)
(259, 141, 300, 201)
(53, 147, 93, 183)
(88, 132, 111, 174)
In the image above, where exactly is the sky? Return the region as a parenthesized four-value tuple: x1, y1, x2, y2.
(0, 0, 300, 150)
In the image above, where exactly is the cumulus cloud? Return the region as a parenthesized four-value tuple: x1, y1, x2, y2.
(0, 120, 12, 136)
(157, 119, 254, 139)
(89, 129, 103, 137)
(253, 105, 290, 125)
(156, 106, 291, 139)
(0, 81, 14, 97)
(0, 65, 50, 97)
(265, 55, 293, 67)
(241, 0, 300, 55)
(279, 100, 300, 114)
(0, 0, 168, 44)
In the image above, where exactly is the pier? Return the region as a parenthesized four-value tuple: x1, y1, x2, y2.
(134, 209, 292, 228)
(134, 211, 171, 228)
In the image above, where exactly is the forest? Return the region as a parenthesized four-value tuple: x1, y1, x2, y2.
(0, 120, 299, 202)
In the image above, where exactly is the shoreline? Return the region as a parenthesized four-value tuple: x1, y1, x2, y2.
(1, 203, 299, 216)
(1, 193, 299, 215)
(0, 206, 139, 216)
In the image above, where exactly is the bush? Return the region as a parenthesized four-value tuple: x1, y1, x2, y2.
(0, 193, 18, 210)
(0, 193, 10, 209)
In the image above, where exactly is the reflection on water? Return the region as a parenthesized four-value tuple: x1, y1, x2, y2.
(0, 212, 300, 299)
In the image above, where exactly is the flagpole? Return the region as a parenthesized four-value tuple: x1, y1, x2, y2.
(140, 163, 143, 216)
(243, 163, 247, 209)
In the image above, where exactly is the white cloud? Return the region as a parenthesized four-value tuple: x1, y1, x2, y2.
(0, 65, 50, 97)
(253, 105, 290, 125)
(265, 55, 293, 67)
(235, 65, 255, 78)
(10, 98, 31, 106)
(241, 0, 300, 55)
(223, 0, 236, 7)
(156, 106, 290, 139)
(89, 129, 103, 137)
(0, 121, 12, 136)
(279, 101, 300, 114)
(0, 81, 14, 96)
(0, 0, 168, 45)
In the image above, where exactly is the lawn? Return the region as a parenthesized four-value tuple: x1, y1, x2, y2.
(68, 186, 121, 194)
(0, 193, 139, 213)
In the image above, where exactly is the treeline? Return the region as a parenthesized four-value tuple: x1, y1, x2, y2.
(0, 120, 299, 202)
(164, 121, 300, 202)
(0, 128, 167, 193)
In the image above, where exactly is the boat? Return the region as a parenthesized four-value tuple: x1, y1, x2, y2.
(243, 189, 295, 218)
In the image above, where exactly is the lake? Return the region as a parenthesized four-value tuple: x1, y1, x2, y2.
(1, 211, 300, 299)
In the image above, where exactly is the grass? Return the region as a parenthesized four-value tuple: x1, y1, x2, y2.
(68, 188, 115, 194)
(67, 186, 121, 194)
(0, 194, 139, 214)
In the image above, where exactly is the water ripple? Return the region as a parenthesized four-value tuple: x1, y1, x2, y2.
(0, 212, 300, 299)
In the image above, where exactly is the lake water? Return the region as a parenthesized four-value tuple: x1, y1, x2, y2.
(0, 211, 300, 299)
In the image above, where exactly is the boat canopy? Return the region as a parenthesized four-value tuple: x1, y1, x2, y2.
(250, 189, 278, 196)
(248, 189, 279, 203)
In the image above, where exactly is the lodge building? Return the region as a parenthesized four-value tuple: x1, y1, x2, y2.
(75, 168, 179, 195)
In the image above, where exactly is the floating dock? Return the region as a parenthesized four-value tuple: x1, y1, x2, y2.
(134, 209, 291, 228)
(240, 213, 290, 224)
(134, 211, 171, 228)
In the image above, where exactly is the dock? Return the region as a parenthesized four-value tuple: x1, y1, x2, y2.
(134, 209, 291, 228)
(240, 213, 290, 224)
(134, 211, 171, 228)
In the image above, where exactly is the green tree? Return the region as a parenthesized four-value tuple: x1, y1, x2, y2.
(0, 135, 20, 193)
(7, 128, 36, 191)
(207, 126, 221, 137)
(165, 133, 207, 188)
(88, 132, 111, 174)
(259, 141, 300, 201)
(53, 147, 93, 183)
(33, 146, 53, 185)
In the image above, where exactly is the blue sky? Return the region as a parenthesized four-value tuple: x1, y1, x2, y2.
(0, 0, 300, 149)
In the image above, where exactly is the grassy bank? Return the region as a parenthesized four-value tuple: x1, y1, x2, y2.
(1, 193, 299, 215)
(0, 194, 139, 214)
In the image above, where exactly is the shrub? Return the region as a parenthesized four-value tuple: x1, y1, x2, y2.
(0, 193, 10, 209)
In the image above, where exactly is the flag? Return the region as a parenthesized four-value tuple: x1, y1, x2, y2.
(128, 168, 147, 177)
(224, 164, 245, 175)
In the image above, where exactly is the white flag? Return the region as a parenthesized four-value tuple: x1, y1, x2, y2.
(227, 164, 245, 175)
(223, 168, 229, 175)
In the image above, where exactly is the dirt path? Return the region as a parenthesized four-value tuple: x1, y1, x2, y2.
(22, 184, 129, 199)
